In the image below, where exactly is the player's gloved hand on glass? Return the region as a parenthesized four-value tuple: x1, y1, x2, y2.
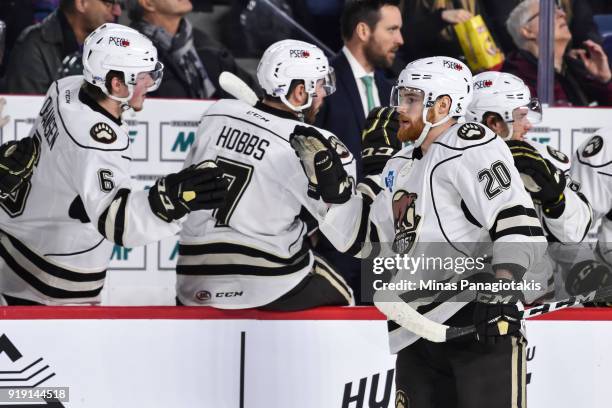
(472, 273, 523, 344)
(361, 107, 401, 176)
(506, 140, 566, 216)
(0, 136, 41, 198)
(148, 161, 229, 222)
(289, 125, 352, 204)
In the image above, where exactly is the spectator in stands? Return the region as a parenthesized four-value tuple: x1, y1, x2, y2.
(314, 0, 402, 304)
(399, 0, 519, 62)
(504, 0, 612, 106)
(558, 0, 603, 46)
(4, 0, 122, 94)
(128, 0, 257, 99)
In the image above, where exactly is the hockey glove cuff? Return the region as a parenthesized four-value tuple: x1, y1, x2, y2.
(149, 161, 228, 222)
(473, 277, 523, 344)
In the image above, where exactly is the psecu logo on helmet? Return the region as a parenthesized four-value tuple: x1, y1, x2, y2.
(289, 49, 310, 58)
(108, 36, 130, 47)
(392, 190, 421, 254)
(474, 79, 494, 90)
(443, 60, 463, 70)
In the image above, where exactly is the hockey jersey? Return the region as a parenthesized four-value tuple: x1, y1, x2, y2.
(0, 76, 183, 304)
(319, 122, 547, 351)
(177, 99, 356, 308)
(571, 130, 612, 265)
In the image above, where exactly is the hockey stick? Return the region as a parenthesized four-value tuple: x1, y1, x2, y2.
(381, 283, 612, 342)
(218, 71, 259, 106)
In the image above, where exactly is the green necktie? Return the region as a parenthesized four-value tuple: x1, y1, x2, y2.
(360, 75, 376, 113)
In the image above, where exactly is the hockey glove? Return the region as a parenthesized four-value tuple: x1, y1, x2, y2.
(473, 275, 523, 344)
(361, 107, 401, 176)
(289, 125, 352, 204)
(148, 161, 228, 222)
(565, 260, 612, 306)
(506, 140, 566, 215)
(0, 136, 40, 198)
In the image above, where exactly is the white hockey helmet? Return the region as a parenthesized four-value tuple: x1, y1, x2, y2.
(83, 23, 164, 104)
(467, 71, 542, 131)
(391, 57, 473, 147)
(256, 39, 335, 112)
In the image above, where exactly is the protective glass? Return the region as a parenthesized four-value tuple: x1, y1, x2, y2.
(390, 86, 425, 110)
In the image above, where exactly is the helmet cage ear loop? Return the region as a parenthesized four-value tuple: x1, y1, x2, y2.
(413, 97, 452, 148)
(280, 92, 314, 122)
(101, 76, 136, 111)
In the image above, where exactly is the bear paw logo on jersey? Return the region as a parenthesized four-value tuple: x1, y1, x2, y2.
(392, 190, 421, 254)
(328, 135, 350, 159)
(289, 49, 310, 58)
(546, 145, 569, 164)
(457, 123, 485, 140)
(395, 390, 408, 408)
(582, 135, 603, 158)
(443, 60, 463, 71)
(90, 122, 117, 144)
(108, 36, 130, 47)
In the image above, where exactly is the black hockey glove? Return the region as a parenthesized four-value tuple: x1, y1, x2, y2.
(289, 125, 352, 204)
(148, 161, 229, 222)
(506, 140, 566, 215)
(565, 260, 612, 306)
(361, 107, 401, 177)
(0, 136, 40, 198)
(473, 275, 523, 344)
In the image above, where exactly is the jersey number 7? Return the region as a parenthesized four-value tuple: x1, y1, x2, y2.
(213, 156, 254, 227)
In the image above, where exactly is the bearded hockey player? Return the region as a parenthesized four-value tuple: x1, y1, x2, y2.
(0, 24, 228, 305)
(176, 40, 354, 310)
(291, 57, 546, 408)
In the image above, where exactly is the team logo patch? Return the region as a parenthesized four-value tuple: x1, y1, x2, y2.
(90, 122, 117, 144)
(196, 290, 212, 301)
(457, 123, 486, 140)
(583, 135, 603, 158)
(395, 390, 408, 408)
(392, 190, 421, 254)
(328, 135, 350, 159)
(385, 170, 395, 191)
(546, 145, 569, 164)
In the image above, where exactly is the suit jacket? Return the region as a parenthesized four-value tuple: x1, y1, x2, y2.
(315, 52, 393, 180)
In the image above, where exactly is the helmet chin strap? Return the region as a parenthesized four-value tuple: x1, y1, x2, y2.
(280, 93, 313, 118)
(103, 85, 135, 111)
(413, 107, 452, 148)
(501, 122, 514, 141)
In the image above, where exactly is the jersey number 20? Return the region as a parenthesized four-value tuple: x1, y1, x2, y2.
(478, 161, 511, 200)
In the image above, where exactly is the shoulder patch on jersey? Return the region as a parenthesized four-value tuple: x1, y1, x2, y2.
(90, 122, 117, 144)
(546, 145, 569, 164)
(391, 190, 421, 254)
(582, 135, 603, 158)
(457, 123, 486, 141)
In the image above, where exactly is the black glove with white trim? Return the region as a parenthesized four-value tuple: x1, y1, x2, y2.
(0, 136, 40, 198)
(473, 274, 523, 344)
(361, 107, 401, 176)
(148, 161, 228, 222)
(289, 125, 352, 204)
(565, 260, 612, 306)
(506, 140, 566, 215)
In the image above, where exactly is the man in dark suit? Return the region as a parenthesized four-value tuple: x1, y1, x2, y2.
(316, 0, 403, 180)
(315, 0, 403, 303)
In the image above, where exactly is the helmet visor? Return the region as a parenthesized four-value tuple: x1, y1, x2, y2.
(511, 97, 542, 124)
(132, 61, 164, 93)
(319, 67, 336, 97)
(390, 86, 425, 109)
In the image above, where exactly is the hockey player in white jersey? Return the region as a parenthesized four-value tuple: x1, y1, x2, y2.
(0, 23, 228, 305)
(291, 57, 546, 407)
(176, 39, 354, 310)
